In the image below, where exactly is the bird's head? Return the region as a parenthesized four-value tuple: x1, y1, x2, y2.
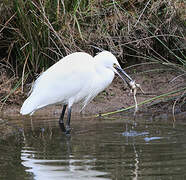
(95, 51, 133, 85)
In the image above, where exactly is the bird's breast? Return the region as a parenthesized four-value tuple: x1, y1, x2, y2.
(90, 68, 115, 97)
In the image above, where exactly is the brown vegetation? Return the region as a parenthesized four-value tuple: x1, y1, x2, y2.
(0, 0, 185, 113)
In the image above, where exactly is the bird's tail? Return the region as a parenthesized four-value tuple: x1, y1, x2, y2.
(20, 95, 37, 115)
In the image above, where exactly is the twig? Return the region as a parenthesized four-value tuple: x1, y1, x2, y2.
(134, 0, 151, 27)
(0, 13, 16, 33)
(21, 54, 29, 92)
(169, 73, 186, 83)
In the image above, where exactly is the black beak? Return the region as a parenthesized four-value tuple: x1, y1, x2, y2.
(115, 65, 133, 87)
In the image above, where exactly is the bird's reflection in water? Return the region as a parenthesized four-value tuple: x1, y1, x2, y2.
(21, 121, 110, 180)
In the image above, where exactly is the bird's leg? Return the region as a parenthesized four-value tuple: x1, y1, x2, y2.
(59, 105, 67, 132)
(65, 107, 72, 135)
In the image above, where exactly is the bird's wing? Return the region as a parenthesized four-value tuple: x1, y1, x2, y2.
(23, 53, 95, 112)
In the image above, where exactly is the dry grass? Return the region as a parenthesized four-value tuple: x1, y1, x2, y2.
(0, 0, 185, 107)
(0, 68, 25, 107)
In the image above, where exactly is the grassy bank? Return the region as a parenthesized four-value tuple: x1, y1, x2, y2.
(0, 0, 185, 107)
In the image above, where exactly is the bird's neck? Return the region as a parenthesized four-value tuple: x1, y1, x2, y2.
(94, 62, 115, 90)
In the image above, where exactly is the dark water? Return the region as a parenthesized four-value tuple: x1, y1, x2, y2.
(1, 115, 186, 180)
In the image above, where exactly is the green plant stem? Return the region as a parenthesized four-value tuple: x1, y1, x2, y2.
(95, 87, 186, 117)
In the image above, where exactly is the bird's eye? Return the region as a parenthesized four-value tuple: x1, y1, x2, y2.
(113, 63, 117, 68)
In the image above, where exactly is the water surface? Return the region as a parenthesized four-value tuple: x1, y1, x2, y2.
(0, 115, 186, 180)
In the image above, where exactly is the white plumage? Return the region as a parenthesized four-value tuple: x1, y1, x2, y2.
(20, 51, 132, 134)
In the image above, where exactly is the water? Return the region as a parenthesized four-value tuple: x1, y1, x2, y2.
(0, 115, 186, 180)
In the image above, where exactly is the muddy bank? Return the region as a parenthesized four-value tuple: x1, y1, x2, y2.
(1, 70, 185, 118)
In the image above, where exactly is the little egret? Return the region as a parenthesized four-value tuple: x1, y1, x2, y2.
(20, 51, 133, 134)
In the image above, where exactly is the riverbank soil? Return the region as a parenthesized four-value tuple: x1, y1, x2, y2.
(1, 66, 185, 118)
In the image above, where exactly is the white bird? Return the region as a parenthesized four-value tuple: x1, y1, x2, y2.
(20, 51, 133, 134)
